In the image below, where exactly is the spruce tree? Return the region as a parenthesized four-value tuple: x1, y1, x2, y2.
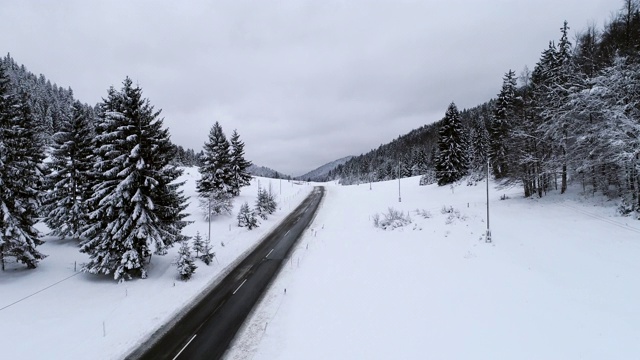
(266, 186, 277, 214)
(489, 70, 517, 179)
(42, 100, 94, 240)
(200, 237, 215, 265)
(435, 102, 469, 185)
(229, 129, 253, 196)
(197, 122, 232, 197)
(237, 201, 259, 229)
(81, 78, 189, 281)
(542, 21, 573, 194)
(176, 240, 196, 280)
(192, 231, 204, 257)
(255, 187, 270, 220)
(197, 122, 234, 219)
(0, 66, 46, 269)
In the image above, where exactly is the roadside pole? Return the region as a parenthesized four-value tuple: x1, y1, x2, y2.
(486, 159, 491, 242)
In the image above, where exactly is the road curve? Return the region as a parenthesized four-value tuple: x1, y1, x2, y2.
(127, 186, 325, 360)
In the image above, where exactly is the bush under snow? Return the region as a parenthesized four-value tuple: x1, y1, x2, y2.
(373, 207, 412, 230)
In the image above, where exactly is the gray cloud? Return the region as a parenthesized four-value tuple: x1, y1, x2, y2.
(0, 0, 619, 175)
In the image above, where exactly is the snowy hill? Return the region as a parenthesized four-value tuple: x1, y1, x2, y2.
(247, 164, 290, 179)
(296, 156, 354, 181)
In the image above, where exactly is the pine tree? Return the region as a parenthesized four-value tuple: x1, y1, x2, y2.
(197, 122, 232, 197)
(237, 201, 259, 229)
(544, 21, 573, 194)
(489, 70, 517, 179)
(525, 42, 559, 197)
(266, 186, 277, 214)
(192, 231, 204, 257)
(0, 64, 46, 270)
(81, 78, 189, 281)
(255, 187, 270, 220)
(199, 188, 234, 219)
(42, 100, 94, 241)
(435, 102, 469, 185)
(176, 240, 197, 280)
(255, 186, 277, 220)
(200, 237, 215, 265)
(229, 129, 253, 196)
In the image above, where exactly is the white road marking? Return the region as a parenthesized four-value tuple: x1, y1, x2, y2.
(285, 230, 290, 236)
(266, 249, 274, 258)
(173, 334, 197, 360)
(233, 279, 247, 295)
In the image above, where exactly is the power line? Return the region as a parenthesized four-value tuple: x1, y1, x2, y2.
(0, 271, 82, 312)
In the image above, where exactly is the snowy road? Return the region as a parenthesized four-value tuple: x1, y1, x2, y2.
(128, 186, 324, 360)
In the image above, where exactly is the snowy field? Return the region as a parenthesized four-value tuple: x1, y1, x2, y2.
(227, 177, 640, 360)
(0, 167, 313, 360)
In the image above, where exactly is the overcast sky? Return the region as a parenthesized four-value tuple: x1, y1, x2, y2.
(0, 0, 621, 176)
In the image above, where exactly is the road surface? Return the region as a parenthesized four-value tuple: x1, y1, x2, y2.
(128, 186, 324, 360)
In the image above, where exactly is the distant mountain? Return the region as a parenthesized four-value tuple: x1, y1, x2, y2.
(247, 164, 290, 179)
(296, 156, 354, 182)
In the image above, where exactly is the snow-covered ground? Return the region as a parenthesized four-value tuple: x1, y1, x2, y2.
(0, 167, 313, 360)
(227, 177, 640, 360)
(3, 171, 639, 360)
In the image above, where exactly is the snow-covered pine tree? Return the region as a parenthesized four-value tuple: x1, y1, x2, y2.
(200, 237, 215, 265)
(237, 201, 259, 229)
(538, 21, 574, 194)
(266, 185, 277, 214)
(80, 78, 189, 281)
(0, 66, 47, 269)
(229, 129, 253, 196)
(466, 106, 491, 176)
(192, 231, 204, 257)
(435, 102, 469, 185)
(570, 56, 640, 211)
(197, 122, 234, 219)
(176, 240, 196, 280)
(42, 100, 94, 241)
(197, 122, 232, 197)
(199, 188, 234, 218)
(523, 42, 559, 197)
(255, 187, 267, 220)
(508, 67, 544, 197)
(254, 186, 270, 220)
(489, 70, 517, 179)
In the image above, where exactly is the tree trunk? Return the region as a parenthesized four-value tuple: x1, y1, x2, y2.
(561, 163, 567, 194)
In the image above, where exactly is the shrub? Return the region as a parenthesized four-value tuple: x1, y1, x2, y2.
(373, 207, 412, 230)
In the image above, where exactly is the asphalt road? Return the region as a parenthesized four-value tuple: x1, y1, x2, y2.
(128, 186, 324, 360)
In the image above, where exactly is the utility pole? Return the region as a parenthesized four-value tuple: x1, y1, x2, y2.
(398, 161, 402, 202)
(208, 193, 212, 243)
(486, 159, 491, 243)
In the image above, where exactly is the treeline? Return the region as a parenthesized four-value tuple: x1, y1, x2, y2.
(481, 0, 640, 215)
(0, 68, 253, 277)
(2, 54, 78, 142)
(1, 54, 203, 166)
(332, 1, 640, 215)
(328, 101, 493, 185)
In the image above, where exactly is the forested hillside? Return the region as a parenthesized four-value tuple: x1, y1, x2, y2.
(331, 1, 640, 216)
(0, 60, 253, 273)
(1, 54, 82, 142)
